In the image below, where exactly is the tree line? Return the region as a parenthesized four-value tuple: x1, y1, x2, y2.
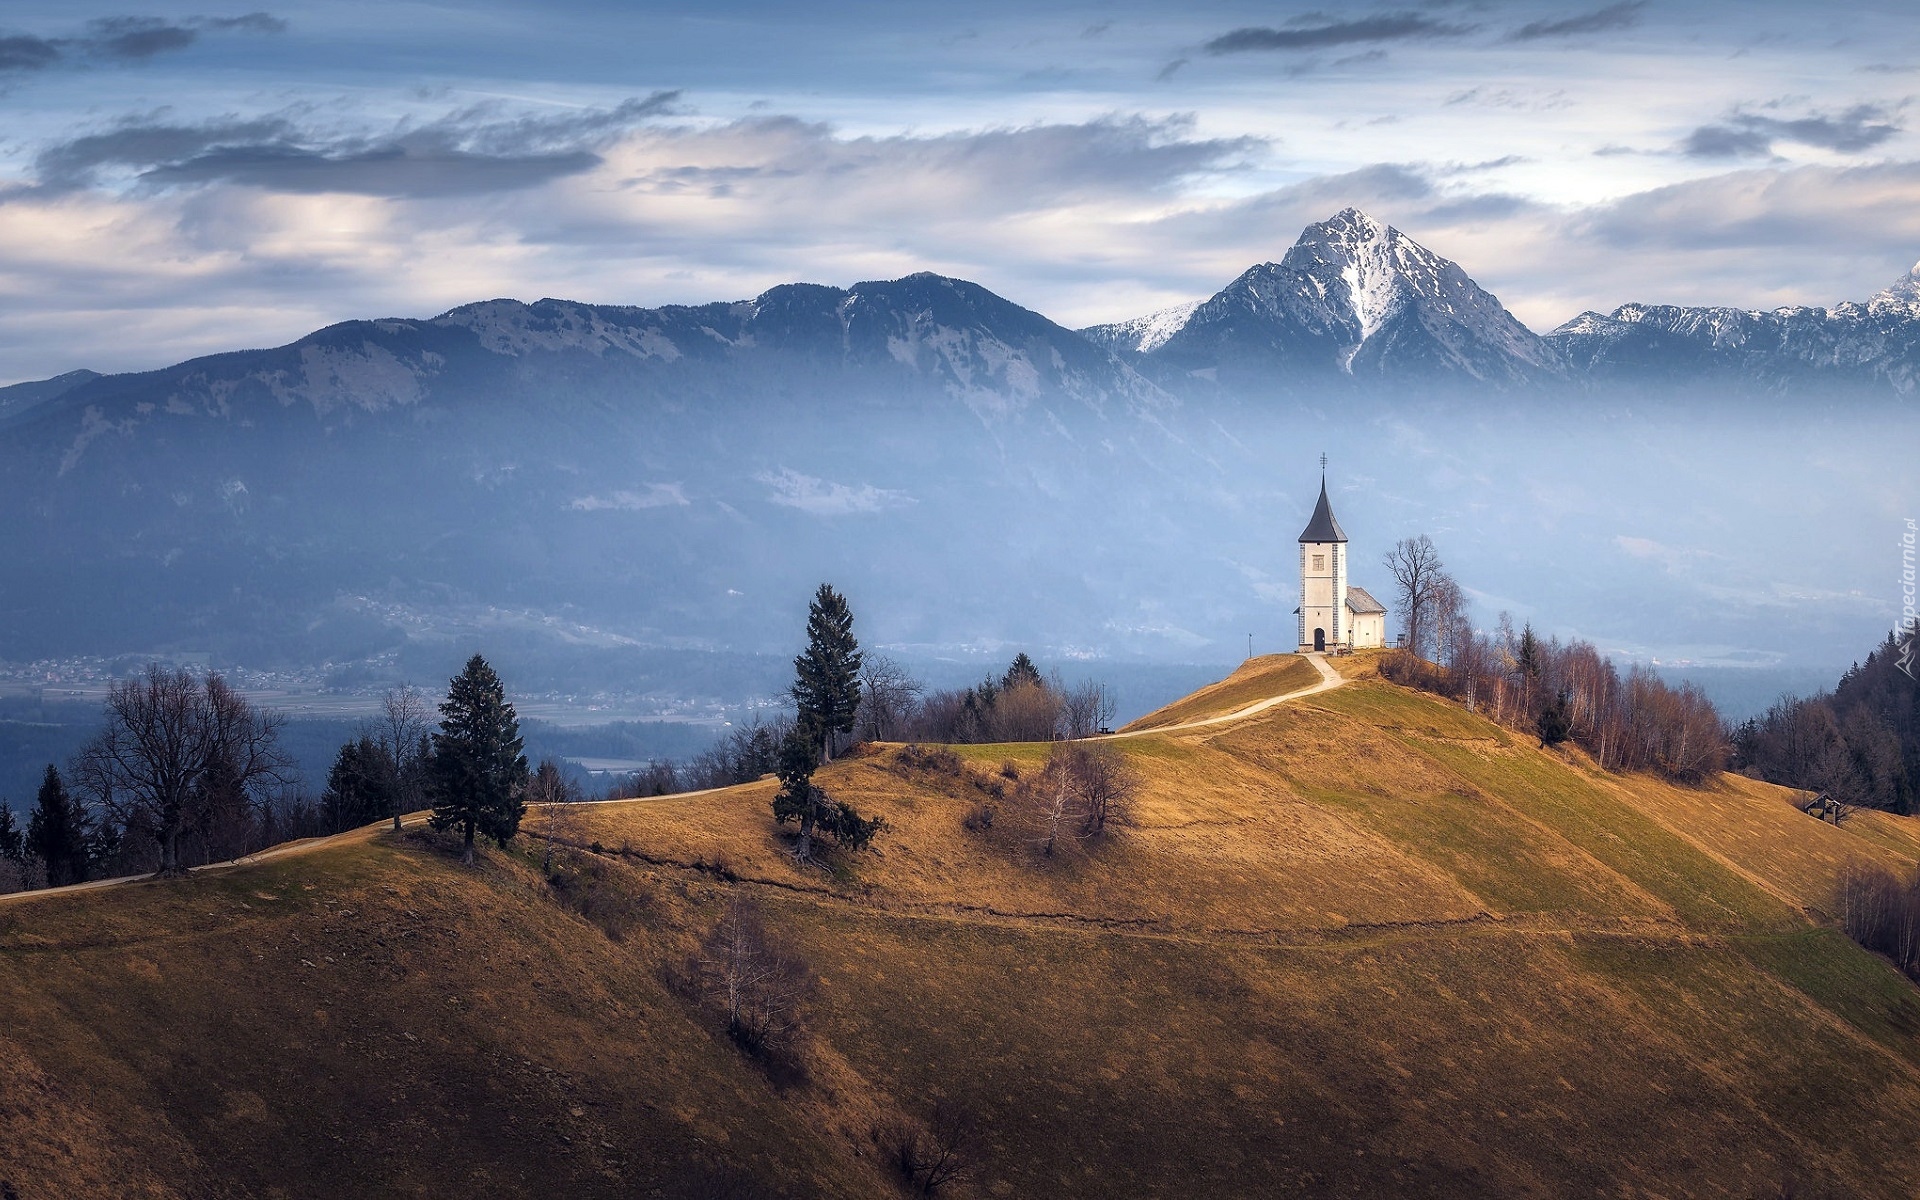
(1379, 534, 1728, 784)
(1729, 632, 1914, 814)
(0, 654, 536, 892)
(606, 649, 1117, 803)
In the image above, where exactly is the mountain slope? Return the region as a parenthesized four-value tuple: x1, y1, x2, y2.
(0, 272, 1186, 663)
(6, 657, 1920, 1198)
(1083, 209, 1565, 388)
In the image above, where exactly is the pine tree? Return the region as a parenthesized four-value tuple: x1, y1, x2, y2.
(427, 655, 530, 866)
(1002, 653, 1043, 691)
(0, 803, 23, 863)
(1537, 688, 1573, 749)
(26, 765, 90, 888)
(791, 584, 863, 761)
(772, 728, 826, 862)
(323, 736, 397, 833)
(772, 728, 887, 862)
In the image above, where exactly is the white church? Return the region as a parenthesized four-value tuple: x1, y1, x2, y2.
(1295, 471, 1388, 653)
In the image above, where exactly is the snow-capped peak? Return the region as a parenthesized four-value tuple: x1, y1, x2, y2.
(1869, 259, 1920, 313)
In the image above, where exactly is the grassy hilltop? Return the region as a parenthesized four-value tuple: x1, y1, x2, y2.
(4, 654, 1920, 1198)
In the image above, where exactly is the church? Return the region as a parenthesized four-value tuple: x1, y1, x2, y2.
(1295, 471, 1388, 653)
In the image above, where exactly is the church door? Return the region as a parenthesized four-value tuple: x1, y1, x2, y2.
(1313, 628, 1326, 652)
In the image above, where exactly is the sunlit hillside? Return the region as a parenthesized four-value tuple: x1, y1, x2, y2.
(4, 654, 1919, 1198)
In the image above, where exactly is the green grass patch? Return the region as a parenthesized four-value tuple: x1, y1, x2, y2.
(1314, 681, 1510, 743)
(1734, 929, 1920, 1069)
(1414, 741, 1794, 930)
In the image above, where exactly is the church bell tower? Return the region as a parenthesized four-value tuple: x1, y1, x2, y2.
(1297, 460, 1348, 653)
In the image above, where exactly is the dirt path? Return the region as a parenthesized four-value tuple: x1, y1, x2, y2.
(1102, 652, 1345, 740)
(2, 660, 1340, 908)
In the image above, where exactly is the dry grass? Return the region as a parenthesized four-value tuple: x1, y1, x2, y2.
(1119, 653, 1322, 731)
(6, 669, 1920, 1197)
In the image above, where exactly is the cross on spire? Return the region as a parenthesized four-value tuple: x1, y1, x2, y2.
(1319, 451, 1328, 472)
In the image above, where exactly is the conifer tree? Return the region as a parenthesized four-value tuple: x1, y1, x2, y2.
(323, 736, 397, 833)
(26, 765, 89, 888)
(773, 721, 888, 862)
(791, 584, 863, 761)
(1537, 688, 1572, 749)
(427, 655, 530, 866)
(1002, 653, 1043, 691)
(772, 728, 827, 862)
(0, 803, 23, 864)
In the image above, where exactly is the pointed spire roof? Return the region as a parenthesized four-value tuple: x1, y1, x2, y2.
(1298, 476, 1347, 544)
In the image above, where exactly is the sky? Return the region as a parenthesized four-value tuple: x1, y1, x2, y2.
(3, 0, 1920, 383)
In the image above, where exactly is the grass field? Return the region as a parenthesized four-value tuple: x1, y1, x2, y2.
(4, 664, 1920, 1197)
(1119, 653, 1323, 730)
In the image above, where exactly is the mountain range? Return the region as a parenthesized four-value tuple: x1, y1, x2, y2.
(0, 209, 1907, 681)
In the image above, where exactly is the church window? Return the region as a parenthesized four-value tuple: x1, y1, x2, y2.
(1311, 554, 1325, 570)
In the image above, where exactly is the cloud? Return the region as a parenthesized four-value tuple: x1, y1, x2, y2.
(0, 13, 284, 74)
(568, 484, 689, 511)
(1680, 104, 1901, 159)
(32, 92, 685, 196)
(757, 469, 913, 516)
(1445, 86, 1572, 111)
(611, 114, 1261, 214)
(1506, 3, 1646, 42)
(1202, 15, 1473, 55)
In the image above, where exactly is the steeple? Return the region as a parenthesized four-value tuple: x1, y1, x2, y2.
(1298, 475, 1347, 544)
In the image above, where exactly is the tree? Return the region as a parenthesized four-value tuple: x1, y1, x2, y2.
(1002, 653, 1043, 691)
(1382, 535, 1446, 658)
(880, 1100, 978, 1196)
(1061, 678, 1116, 740)
(0, 804, 22, 864)
(855, 654, 923, 743)
(323, 737, 396, 833)
(26, 766, 89, 887)
(379, 685, 432, 832)
(1537, 688, 1572, 749)
(72, 666, 289, 877)
(1060, 742, 1139, 837)
(791, 584, 863, 761)
(694, 898, 814, 1058)
(772, 727, 887, 862)
(427, 655, 530, 867)
(529, 758, 581, 873)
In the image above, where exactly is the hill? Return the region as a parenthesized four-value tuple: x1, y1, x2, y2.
(5, 655, 1920, 1197)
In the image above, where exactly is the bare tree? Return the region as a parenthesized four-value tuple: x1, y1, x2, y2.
(879, 1099, 978, 1195)
(693, 899, 814, 1056)
(529, 758, 581, 873)
(73, 665, 290, 877)
(1428, 573, 1467, 667)
(1061, 742, 1139, 837)
(855, 654, 923, 743)
(379, 684, 431, 832)
(1060, 677, 1116, 739)
(1383, 535, 1446, 659)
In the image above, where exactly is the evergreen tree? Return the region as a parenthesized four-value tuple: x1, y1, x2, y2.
(791, 584, 863, 761)
(323, 736, 397, 833)
(26, 765, 90, 888)
(427, 656, 529, 866)
(0, 803, 22, 863)
(1516, 624, 1542, 680)
(1002, 653, 1043, 691)
(772, 728, 826, 861)
(772, 727, 888, 862)
(1537, 688, 1572, 749)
